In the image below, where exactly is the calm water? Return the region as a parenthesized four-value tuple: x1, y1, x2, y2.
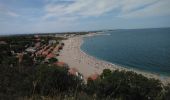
(81, 28, 170, 76)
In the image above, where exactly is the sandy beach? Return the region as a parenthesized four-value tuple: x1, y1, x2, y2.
(58, 34, 170, 84)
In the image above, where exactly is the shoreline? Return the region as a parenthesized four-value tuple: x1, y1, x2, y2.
(58, 34, 170, 84)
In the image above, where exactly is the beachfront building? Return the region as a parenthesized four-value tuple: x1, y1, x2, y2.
(34, 35, 39, 38)
(55, 34, 65, 38)
(45, 53, 58, 62)
(88, 73, 99, 81)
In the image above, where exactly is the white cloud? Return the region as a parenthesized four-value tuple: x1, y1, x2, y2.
(120, 0, 170, 18)
(0, 0, 170, 33)
(7, 11, 19, 17)
(0, 3, 19, 17)
(43, 0, 170, 20)
(43, 0, 119, 19)
(120, 0, 158, 13)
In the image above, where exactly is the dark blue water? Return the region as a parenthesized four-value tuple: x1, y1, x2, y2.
(81, 28, 170, 76)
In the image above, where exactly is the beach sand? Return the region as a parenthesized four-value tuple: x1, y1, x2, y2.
(58, 34, 170, 84)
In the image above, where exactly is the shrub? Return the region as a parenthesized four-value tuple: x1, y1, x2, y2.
(34, 64, 84, 96)
(86, 69, 163, 100)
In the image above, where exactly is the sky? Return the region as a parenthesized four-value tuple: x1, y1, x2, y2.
(0, 0, 170, 34)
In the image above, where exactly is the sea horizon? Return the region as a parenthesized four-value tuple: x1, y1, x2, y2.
(1, 27, 170, 36)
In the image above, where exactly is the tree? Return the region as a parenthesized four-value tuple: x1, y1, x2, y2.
(48, 58, 58, 63)
(86, 69, 163, 100)
(100, 69, 112, 79)
(34, 64, 83, 96)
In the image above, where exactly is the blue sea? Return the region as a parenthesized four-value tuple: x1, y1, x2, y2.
(81, 28, 170, 76)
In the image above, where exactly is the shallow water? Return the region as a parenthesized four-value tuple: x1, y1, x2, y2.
(81, 28, 170, 76)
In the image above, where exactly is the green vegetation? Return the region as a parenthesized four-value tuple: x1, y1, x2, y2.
(48, 58, 58, 63)
(34, 64, 83, 96)
(1, 63, 170, 100)
(86, 69, 164, 100)
(0, 35, 170, 100)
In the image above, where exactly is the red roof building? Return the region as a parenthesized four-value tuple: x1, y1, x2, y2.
(53, 61, 68, 67)
(42, 51, 49, 56)
(0, 41, 7, 44)
(88, 73, 99, 81)
(46, 53, 55, 59)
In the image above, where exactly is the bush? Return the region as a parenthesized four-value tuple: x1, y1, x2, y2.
(34, 64, 84, 96)
(48, 58, 58, 63)
(0, 65, 33, 99)
(86, 69, 163, 100)
(164, 84, 170, 100)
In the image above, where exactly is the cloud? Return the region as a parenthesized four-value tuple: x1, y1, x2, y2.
(119, 0, 170, 18)
(0, 0, 170, 34)
(120, 0, 158, 13)
(6, 11, 19, 17)
(43, 0, 168, 20)
(43, 0, 120, 19)
(0, 3, 19, 17)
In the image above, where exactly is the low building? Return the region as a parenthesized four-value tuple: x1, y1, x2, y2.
(35, 42, 41, 48)
(55, 34, 65, 38)
(34, 35, 39, 38)
(0, 41, 7, 45)
(46, 53, 55, 59)
(88, 73, 99, 81)
(42, 51, 49, 56)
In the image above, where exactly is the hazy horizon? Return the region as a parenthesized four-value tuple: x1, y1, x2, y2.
(0, 0, 170, 34)
(0, 27, 170, 36)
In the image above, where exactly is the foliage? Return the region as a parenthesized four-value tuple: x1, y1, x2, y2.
(86, 69, 163, 100)
(164, 84, 170, 100)
(48, 58, 58, 63)
(34, 64, 83, 96)
(0, 64, 34, 99)
(0, 35, 170, 100)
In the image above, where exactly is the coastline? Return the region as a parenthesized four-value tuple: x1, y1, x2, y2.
(58, 34, 170, 84)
